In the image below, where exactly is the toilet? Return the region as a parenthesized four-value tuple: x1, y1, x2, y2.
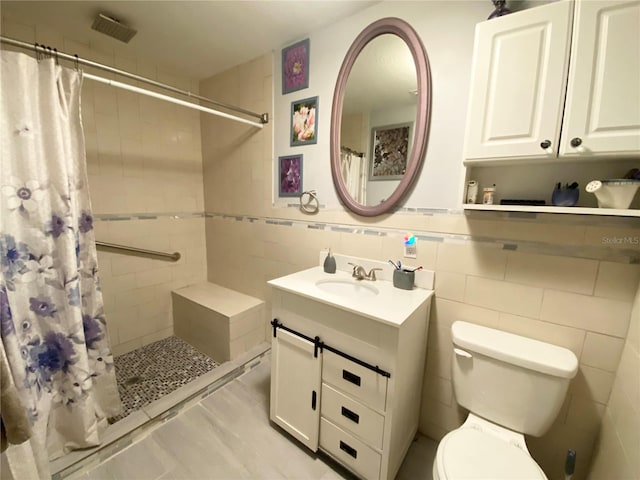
(433, 321, 578, 480)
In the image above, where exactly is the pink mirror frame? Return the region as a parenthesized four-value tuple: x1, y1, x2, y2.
(330, 17, 432, 217)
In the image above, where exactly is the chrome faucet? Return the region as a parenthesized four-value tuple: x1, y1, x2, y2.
(348, 263, 382, 281)
(366, 267, 382, 281)
(348, 263, 367, 280)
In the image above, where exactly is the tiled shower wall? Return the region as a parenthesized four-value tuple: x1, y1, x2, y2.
(199, 49, 640, 480)
(1, 16, 207, 356)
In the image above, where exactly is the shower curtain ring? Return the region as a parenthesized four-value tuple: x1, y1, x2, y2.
(54, 48, 59, 65)
(74, 54, 79, 71)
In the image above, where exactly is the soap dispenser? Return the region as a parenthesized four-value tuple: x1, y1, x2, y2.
(323, 249, 336, 274)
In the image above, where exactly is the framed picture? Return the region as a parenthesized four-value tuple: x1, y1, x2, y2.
(369, 122, 412, 180)
(290, 96, 318, 146)
(278, 154, 303, 197)
(282, 38, 310, 95)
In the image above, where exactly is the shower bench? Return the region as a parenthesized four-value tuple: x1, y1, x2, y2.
(171, 282, 265, 364)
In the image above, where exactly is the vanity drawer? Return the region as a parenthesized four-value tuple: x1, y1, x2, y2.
(320, 417, 381, 480)
(321, 383, 384, 449)
(322, 350, 388, 412)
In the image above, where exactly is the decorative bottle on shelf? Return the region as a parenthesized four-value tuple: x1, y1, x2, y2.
(488, 0, 511, 19)
(483, 185, 496, 205)
(323, 248, 336, 274)
(466, 180, 478, 204)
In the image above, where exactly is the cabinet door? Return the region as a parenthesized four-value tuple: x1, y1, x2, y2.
(270, 329, 321, 451)
(560, 0, 640, 157)
(463, 1, 573, 162)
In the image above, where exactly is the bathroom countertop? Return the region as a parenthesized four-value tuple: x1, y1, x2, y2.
(268, 266, 433, 327)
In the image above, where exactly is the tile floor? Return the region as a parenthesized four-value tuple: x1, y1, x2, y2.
(71, 352, 437, 479)
(111, 336, 219, 421)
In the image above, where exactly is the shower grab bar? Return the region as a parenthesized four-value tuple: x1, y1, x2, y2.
(95, 241, 181, 262)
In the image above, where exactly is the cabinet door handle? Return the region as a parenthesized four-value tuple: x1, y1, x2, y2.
(341, 406, 360, 424)
(570, 137, 582, 147)
(339, 440, 358, 459)
(342, 369, 361, 387)
(540, 139, 551, 149)
(311, 390, 317, 411)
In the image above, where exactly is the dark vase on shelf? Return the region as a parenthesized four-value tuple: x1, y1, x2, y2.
(488, 0, 511, 19)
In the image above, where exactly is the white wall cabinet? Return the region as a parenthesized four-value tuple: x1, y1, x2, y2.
(269, 288, 431, 480)
(463, 0, 573, 161)
(464, 0, 640, 163)
(559, 0, 640, 157)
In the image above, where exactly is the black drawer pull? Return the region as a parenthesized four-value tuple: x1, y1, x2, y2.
(342, 369, 361, 386)
(341, 406, 360, 424)
(311, 390, 317, 411)
(339, 440, 358, 459)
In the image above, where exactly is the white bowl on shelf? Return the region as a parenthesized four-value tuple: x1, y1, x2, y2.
(585, 179, 640, 209)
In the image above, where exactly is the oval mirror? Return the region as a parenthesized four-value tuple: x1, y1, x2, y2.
(330, 17, 432, 216)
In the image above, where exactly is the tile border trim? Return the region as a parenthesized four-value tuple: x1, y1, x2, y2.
(93, 210, 639, 263)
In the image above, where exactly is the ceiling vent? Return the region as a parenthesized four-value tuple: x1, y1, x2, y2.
(91, 14, 137, 43)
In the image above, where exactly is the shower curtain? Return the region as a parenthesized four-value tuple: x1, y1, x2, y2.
(0, 51, 121, 477)
(340, 149, 367, 204)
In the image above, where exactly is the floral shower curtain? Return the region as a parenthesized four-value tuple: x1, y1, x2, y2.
(0, 51, 121, 477)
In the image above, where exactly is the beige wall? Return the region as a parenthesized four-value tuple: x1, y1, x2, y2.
(2, 15, 207, 356)
(341, 112, 369, 154)
(589, 285, 640, 480)
(200, 50, 640, 480)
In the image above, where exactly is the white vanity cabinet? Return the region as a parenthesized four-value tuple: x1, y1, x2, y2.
(271, 328, 321, 451)
(464, 0, 640, 163)
(268, 267, 432, 480)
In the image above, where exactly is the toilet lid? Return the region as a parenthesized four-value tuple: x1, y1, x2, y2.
(437, 428, 546, 479)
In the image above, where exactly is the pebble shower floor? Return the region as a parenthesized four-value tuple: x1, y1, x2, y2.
(110, 336, 219, 422)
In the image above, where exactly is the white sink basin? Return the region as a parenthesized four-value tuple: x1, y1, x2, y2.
(315, 279, 379, 297)
(268, 266, 433, 326)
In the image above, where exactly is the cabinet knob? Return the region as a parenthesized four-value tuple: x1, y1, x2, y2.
(540, 139, 552, 149)
(570, 137, 582, 147)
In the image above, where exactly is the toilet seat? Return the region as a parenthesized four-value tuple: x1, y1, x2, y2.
(435, 427, 547, 480)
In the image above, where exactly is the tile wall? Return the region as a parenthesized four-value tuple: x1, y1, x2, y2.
(588, 286, 640, 479)
(199, 50, 640, 480)
(2, 16, 207, 356)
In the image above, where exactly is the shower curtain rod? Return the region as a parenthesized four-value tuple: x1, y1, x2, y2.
(0, 35, 268, 128)
(341, 146, 364, 157)
(83, 73, 263, 127)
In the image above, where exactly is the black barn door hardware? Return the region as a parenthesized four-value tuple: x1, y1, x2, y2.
(271, 318, 390, 378)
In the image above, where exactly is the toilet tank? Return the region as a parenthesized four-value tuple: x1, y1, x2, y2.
(451, 321, 578, 437)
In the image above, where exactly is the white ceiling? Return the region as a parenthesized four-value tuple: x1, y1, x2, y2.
(1, 0, 379, 80)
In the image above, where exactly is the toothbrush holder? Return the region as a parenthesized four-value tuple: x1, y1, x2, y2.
(551, 186, 579, 207)
(393, 269, 415, 290)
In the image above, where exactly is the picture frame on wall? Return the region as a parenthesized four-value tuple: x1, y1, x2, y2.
(282, 38, 310, 95)
(369, 122, 412, 181)
(290, 96, 318, 147)
(278, 154, 303, 197)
